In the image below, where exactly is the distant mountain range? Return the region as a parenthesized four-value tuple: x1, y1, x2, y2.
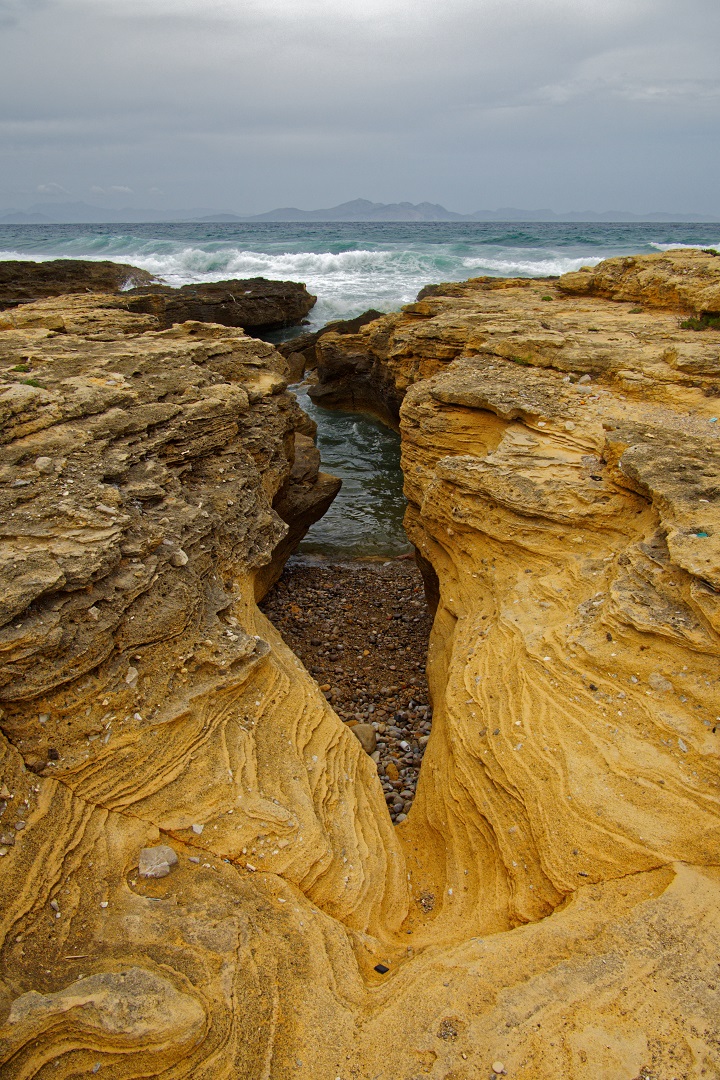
(0, 197, 717, 224)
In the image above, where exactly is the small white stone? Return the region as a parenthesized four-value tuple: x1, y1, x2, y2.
(125, 667, 138, 685)
(191, 823, 204, 835)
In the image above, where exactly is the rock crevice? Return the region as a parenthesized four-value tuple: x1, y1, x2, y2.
(1, 252, 720, 1079)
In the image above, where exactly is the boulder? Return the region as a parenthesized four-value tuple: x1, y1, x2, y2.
(0, 259, 155, 309)
(125, 277, 316, 331)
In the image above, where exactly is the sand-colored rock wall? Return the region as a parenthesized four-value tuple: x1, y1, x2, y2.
(1, 254, 720, 1079)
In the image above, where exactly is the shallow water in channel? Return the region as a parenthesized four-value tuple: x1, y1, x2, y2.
(291, 384, 411, 559)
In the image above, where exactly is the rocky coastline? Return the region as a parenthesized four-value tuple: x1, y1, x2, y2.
(0, 258, 317, 333)
(1, 250, 719, 1079)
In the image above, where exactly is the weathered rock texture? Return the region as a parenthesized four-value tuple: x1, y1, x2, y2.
(0, 260, 317, 333)
(1, 252, 720, 1079)
(278, 308, 384, 383)
(0, 259, 155, 308)
(125, 277, 317, 331)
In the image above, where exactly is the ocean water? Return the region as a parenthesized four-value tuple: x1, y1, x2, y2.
(1, 220, 718, 331)
(2, 220, 716, 556)
(292, 384, 410, 558)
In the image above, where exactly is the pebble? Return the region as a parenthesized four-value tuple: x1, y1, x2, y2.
(492, 1063, 507, 1075)
(648, 672, 672, 693)
(138, 844, 179, 878)
(260, 560, 432, 821)
(351, 723, 377, 754)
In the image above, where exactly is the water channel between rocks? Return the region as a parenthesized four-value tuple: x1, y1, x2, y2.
(259, 384, 433, 822)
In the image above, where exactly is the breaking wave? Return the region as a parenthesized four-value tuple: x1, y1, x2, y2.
(1, 220, 717, 328)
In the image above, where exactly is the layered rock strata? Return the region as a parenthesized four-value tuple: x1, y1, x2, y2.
(0, 294, 409, 1075)
(0, 252, 719, 1079)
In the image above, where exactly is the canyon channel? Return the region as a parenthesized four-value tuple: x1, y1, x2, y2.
(0, 250, 719, 1079)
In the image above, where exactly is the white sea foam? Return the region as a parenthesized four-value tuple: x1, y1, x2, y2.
(461, 254, 603, 276)
(649, 241, 720, 251)
(3, 227, 716, 331)
(0, 250, 40, 261)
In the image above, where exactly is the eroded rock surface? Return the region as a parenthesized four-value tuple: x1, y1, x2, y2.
(125, 277, 317, 331)
(0, 259, 155, 308)
(0, 260, 317, 333)
(1, 253, 720, 1079)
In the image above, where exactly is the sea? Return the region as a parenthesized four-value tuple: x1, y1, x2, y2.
(3, 220, 717, 557)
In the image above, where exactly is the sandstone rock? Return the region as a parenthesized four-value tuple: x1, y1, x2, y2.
(0, 261, 317, 335)
(1, 255, 720, 1079)
(308, 249, 720, 426)
(278, 308, 384, 383)
(556, 247, 720, 312)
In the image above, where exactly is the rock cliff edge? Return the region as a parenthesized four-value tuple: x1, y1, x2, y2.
(1, 252, 719, 1079)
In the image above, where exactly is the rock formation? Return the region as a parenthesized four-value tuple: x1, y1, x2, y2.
(125, 277, 318, 332)
(0, 261, 317, 334)
(278, 308, 384, 382)
(1, 251, 720, 1079)
(0, 260, 155, 308)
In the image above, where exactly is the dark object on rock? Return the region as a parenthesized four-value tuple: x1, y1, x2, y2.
(46, 748, 60, 760)
(0, 259, 155, 309)
(125, 277, 316, 332)
(374, 963, 389, 974)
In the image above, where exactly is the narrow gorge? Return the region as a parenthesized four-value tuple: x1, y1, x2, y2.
(0, 250, 719, 1080)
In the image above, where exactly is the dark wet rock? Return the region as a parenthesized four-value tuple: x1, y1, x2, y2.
(0, 259, 155, 309)
(125, 277, 316, 332)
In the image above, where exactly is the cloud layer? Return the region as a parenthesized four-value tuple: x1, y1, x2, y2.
(1, 0, 718, 213)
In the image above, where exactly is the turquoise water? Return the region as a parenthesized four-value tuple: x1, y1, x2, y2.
(292, 385, 410, 559)
(2, 220, 717, 555)
(1, 220, 718, 331)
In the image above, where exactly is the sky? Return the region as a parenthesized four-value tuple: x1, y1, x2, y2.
(1, 0, 719, 215)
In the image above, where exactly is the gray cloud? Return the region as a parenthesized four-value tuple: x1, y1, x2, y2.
(1, 0, 718, 213)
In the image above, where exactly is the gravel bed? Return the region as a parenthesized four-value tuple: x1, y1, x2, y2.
(260, 556, 433, 822)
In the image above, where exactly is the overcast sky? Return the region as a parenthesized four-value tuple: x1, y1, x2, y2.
(1, 0, 718, 214)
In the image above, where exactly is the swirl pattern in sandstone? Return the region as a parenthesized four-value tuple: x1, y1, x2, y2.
(1, 255, 720, 1079)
